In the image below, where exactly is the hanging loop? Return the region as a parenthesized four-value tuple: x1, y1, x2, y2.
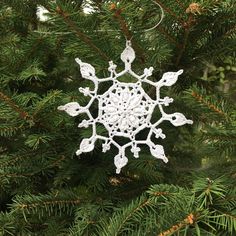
(135, 0, 164, 33)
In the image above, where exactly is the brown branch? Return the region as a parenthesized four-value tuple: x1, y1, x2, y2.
(112, 8, 132, 40)
(112, 7, 146, 64)
(175, 27, 190, 66)
(0, 91, 33, 122)
(191, 91, 226, 117)
(158, 213, 196, 236)
(55, 6, 110, 61)
(152, 191, 169, 197)
(175, 14, 196, 66)
(18, 199, 81, 209)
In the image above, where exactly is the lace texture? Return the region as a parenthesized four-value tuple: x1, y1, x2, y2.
(58, 41, 193, 173)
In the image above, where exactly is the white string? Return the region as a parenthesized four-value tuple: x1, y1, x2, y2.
(135, 1, 164, 33)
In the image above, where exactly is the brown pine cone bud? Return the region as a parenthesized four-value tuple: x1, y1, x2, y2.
(186, 3, 202, 14)
(56, 6, 62, 14)
(110, 3, 117, 11)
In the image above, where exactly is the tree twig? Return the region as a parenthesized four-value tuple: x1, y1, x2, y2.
(18, 199, 81, 210)
(112, 7, 146, 64)
(154, 0, 185, 25)
(191, 91, 227, 117)
(55, 6, 110, 61)
(175, 15, 196, 66)
(158, 213, 196, 236)
(0, 91, 33, 122)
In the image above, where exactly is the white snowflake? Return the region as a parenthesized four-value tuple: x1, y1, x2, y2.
(58, 41, 193, 174)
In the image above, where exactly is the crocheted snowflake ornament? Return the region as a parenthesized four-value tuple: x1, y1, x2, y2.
(58, 41, 193, 174)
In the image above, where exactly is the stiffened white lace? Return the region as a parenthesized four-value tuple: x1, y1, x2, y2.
(58, 41, 193, 173)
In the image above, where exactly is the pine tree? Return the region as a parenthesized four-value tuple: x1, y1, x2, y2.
(0, 0, 235, 235)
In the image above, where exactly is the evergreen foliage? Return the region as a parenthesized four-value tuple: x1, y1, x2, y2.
(0, 0, 235, 235)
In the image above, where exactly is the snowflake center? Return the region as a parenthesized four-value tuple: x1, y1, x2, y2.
(98, 82, 155, 138)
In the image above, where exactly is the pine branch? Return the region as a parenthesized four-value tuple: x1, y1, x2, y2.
(53, 6, 110, 61)
(154, 0, 185, 25)
(158, 213, 196, 236)
(11, 190, 83, 218)
(18, 37, 44, 70)
(32, 90, 62, 117)
(0, 155, 66, 179)
(200, 125, 236, 157)
(18, 199, 80, 210)
(211, 210, 236, 233)
(225, 25, 236, 37)
(99, 196, 151, 236)
(191, 91, 227, 117)
(0, 124, 23, 137)
(151, 191, 170, 197)
(156, 25, 181, 48)
(175, 13, 196, 66)
(0, 212, 17, 236)
(0, 91, 33, 122)
(0, 173, 32, 178)
(116, 199, 150, 232)
(0, 153, 32, 168)
(50, 155, 66, 167)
